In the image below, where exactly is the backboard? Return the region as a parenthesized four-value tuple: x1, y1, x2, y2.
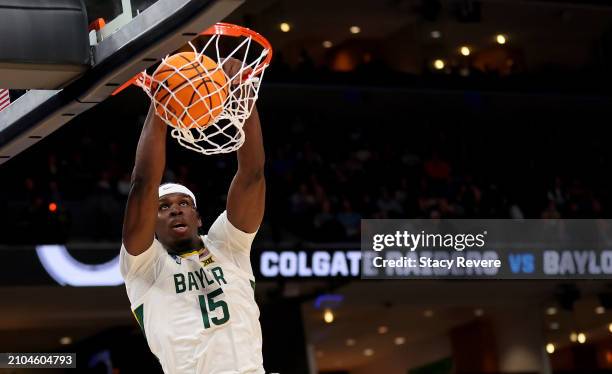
(0, 0, 244, 164)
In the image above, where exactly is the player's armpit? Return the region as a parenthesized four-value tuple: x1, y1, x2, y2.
(207, 211, 258, 254)
(119, 239, 162, 278)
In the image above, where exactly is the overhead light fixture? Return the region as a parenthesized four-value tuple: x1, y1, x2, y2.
(546, 343, 555, 354)
(474, 308, 484, 317)
(549, 322, 560, 330)
(424, 309, 434, 317)
(350, 26, 361, 34)
(596, 306, 605, 314)
(570, 332, 578, 342)
(433, 60, 445, 70)
(546, 307, 557, 316)
(346, 338, 356, 346)
(394, 337, 406, 345)
(431, 30, 441, 39)
(322, 40, 333, 48)
(578, 333, 586, 344)
(280, 22, 291, 32)
(59, 336, 72, 345)
(609, 323, 612, 333)
(323, 308, 334, 323)
(363, 348, 374, 356)
(460, 46, 471, 56)
(496, 34, 507, 45)
(378, 326, 388, 334)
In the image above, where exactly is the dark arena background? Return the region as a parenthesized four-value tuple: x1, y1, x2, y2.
(1, 0, 612, 373)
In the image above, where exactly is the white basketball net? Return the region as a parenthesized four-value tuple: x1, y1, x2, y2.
(137, 34, 269, 155)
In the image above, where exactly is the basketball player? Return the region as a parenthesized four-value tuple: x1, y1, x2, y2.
(120, 58, 266, 373)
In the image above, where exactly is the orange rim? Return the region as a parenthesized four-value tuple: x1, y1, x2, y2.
(200, 22, 273, 76)
(111, 22, 272, 96)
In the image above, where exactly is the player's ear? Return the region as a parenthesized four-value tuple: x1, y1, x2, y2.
(197, 215, 203, 236)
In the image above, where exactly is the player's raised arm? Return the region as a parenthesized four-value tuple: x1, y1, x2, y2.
(226, 77, 266, 233)
(122, 104, 167, 255)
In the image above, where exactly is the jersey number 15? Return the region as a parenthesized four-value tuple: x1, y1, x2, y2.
(198, 288, 230, 329)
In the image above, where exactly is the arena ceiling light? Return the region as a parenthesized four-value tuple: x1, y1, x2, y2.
(496, 34, 507, 45)
(460, 46, 471, 56)
(280, 22, 291, 32)
(434, 59, 445, 70)
(431, 30, 441, 39)
(322, 40, 333, 48)
(36, 245, 123, 287)
(349, 26, 361, 34)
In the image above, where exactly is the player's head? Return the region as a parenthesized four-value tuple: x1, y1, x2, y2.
(156, 183, 202, 251)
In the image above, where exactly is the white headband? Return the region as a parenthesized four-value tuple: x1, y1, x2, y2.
(158, 183, 197, 207)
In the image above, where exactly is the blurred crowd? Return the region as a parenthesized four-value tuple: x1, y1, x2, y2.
(0, 81, 609, 244)
(264, 110, 606, 243)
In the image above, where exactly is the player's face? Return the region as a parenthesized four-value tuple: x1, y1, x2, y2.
(156, 193, 202, 249)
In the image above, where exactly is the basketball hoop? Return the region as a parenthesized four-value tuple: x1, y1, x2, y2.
(113, 23, 272, 155)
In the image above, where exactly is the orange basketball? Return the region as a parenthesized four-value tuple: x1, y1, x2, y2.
(152, 52, 228, 128)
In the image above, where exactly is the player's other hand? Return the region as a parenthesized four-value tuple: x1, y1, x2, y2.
(221, 57, 257, 103)
(221, 57, 253, 85)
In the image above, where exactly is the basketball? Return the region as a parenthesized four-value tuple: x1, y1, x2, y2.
(152, 52, 228, 128)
